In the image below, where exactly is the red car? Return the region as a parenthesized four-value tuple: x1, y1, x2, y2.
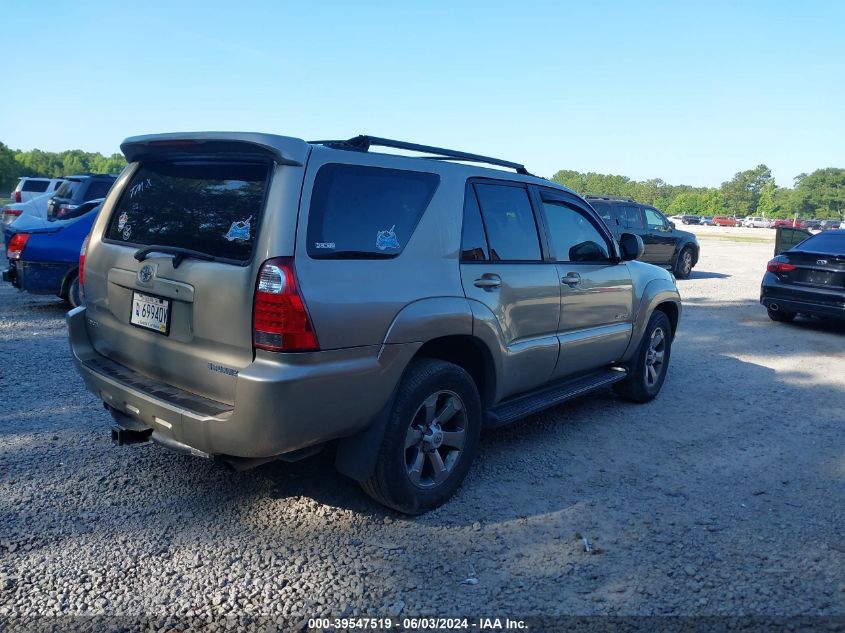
(712, 216, 739, 227)
(771, 219, 797, 228)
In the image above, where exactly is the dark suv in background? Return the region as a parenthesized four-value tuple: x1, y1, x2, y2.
(47, 174, 118, 221)
(586, 196, 700, 278)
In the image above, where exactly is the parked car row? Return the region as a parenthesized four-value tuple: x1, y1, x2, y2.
(3, 174, 117, 230)
(666, 214, 841, 231)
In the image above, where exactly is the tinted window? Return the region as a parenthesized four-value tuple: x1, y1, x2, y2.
(307, 164, 439, 259)
(590, 200, 622, 228)
(461, 186, 489, 261)
(644, 207, 667, 229)
(22, 180, 49, 192)
(53, 181, 64, 191)
(791, 232, 845, 255)
(621, 205, 644, 229)
(105, 161, 270, 262)
(83, 180, 114, 201)
(543, 201, 610, 262)
(474, 184, 541, 261)
(54, 180, 82, 199)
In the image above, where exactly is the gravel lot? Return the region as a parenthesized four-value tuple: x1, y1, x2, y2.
(1, 238, 843, 628)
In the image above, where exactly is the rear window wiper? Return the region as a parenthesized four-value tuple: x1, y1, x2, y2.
(134, 245, 216, 268)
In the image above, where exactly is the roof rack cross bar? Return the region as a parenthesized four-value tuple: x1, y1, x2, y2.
(309, 135, 531, 175)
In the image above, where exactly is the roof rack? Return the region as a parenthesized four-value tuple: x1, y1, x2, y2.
(309, 135, 531, 175)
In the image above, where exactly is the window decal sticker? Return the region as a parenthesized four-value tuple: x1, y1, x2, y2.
(224, 216, 252, 242)
(117, 212, 129, 231)
(375, 225, 400, 251)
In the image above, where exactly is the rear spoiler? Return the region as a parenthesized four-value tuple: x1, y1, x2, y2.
(120, 132, 309, 166)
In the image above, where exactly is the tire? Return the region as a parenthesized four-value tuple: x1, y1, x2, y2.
(67, 275, 81, 308)
(360, 358, 482, 514)
(614, 311, 672, 403)
(674, 246, 694, 279)
(767, 307, 796, 322)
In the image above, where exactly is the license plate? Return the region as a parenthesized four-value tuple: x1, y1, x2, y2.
(805, 271, 832, 286)
(130, 292, 171, 335)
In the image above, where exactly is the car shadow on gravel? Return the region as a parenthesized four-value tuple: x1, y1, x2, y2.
(684, 270, 731, 280)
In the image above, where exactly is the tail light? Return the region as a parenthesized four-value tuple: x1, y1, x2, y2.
(767, 256, 796, 273)
(2, 207, 22, 223)
(13, 191, 21, 203)
(79, 234, 90, 288)
(57, 204, 78, 218)
(6, 233, 30, 260)
(253, 257, 318, 352)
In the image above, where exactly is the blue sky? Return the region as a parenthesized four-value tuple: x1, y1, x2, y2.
(2, 0, 843, 187)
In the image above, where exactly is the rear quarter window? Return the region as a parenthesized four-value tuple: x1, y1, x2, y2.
(81, 179, 115, 202)
(104, 161, 270, 262)
(54, 180, 81, 199)
(307, 164, 439, 259)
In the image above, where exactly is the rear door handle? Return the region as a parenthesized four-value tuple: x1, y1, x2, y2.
(473, 275, 501, 290)
(561, 272, 581, 287)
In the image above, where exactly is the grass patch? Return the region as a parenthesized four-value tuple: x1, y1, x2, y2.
(696, 234, 773, 244)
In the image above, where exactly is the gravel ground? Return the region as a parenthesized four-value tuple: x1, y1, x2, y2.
(0, 239, 843, 629)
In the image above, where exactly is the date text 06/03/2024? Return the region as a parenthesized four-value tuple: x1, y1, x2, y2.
(306, 617, 528, 630)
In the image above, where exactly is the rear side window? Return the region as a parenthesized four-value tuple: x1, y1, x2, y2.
(54, 180, 81, 199)
(82, 180, 114, 201)
(620, 204, 644, 229)
(590, 201, 622, 228)
(307, 164, 439, 259)
(105, 161, 270, 262)
(474, 183, 541, 261)
(22, 180, 49, 192)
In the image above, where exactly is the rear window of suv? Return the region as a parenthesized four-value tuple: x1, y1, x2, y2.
(54, 180, 82, 199)
(307, 164, 439, 259)
(22, 179, 49, 192)
(104, 161, 270, 262)
(83, 179, 115, 201)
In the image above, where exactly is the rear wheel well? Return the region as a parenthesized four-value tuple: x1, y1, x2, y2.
(58, 267, 79, 299)
(655, 301, 679, 339)
(413, 336, 495, 407)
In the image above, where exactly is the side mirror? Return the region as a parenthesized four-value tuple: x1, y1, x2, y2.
(668, 221, 676, 230)
(619, 233, 644, 261)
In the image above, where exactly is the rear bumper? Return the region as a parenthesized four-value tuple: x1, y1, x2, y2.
(761, 276, 845, 320)
(67, 306, 420, 459)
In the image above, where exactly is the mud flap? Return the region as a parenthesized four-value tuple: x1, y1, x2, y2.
(334, 388, 398, 481)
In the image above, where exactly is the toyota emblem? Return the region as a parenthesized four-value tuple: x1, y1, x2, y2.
(138, 264, 155, 284)
(816, 259, 828, 266)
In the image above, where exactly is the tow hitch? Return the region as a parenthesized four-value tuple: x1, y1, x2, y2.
(111, 425, 152, 446)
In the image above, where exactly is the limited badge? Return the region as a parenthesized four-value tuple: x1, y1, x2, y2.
(224, 216, 252, 242)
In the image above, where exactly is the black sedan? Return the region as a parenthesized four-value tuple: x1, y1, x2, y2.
(761, 228, 845, 323)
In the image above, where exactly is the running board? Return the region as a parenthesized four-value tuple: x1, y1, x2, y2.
(483, 368, 627, 428)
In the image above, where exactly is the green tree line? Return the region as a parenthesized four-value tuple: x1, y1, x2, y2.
(0, 141, 126, 192)
(3, 139, 842, 220)
(552, 164, 845, 220)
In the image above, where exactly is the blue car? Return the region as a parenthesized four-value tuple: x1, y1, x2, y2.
(3, 201, 102, 306)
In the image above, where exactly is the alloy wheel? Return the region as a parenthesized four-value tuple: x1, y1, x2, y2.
(404, 390, 467, 489)
(645, 327, 666, 387)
